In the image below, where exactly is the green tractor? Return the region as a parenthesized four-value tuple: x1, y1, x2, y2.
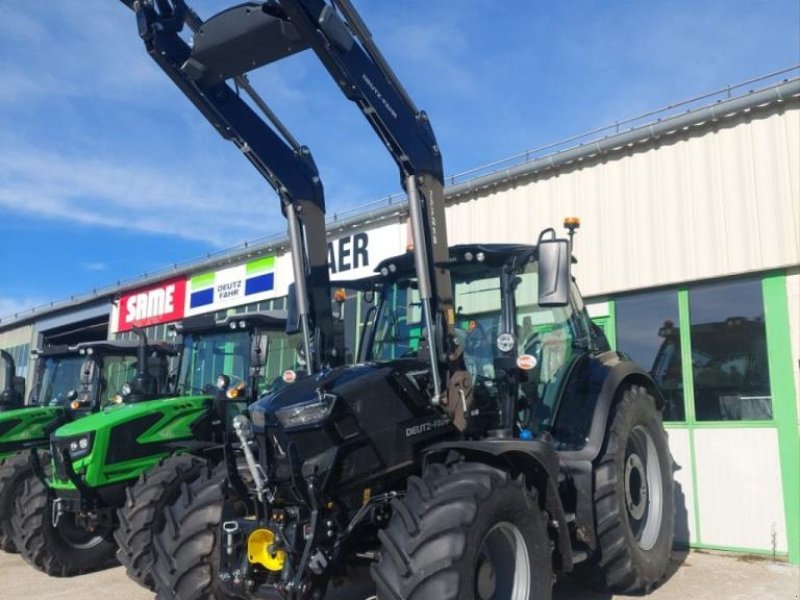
(0, 339, 163, 552)
(12, 311, 291, 586)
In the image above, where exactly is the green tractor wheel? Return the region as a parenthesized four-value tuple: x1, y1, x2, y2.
(12, 453, 117, 576)
(115, 454, 208, 590)
(0, 452, 35, 553)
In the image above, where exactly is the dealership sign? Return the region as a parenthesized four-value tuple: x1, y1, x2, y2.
(186, 256, 276, 316)
(328, 224, 405, 281)
(116, 277, 187, 332)
(110, 224, 406, 332)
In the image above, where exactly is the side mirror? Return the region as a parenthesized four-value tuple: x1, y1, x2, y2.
(285, 282, 301, 335)
(250, 333, 267, 376)
(537, 229, 570, 307)
(80, 359, 96, 387)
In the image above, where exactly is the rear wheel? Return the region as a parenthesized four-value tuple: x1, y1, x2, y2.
(587, 385, 674, 593)
(0, 452, 34, 552)
(372, 461, 553, 600)
(11, 455, 117, 576)
(152, 462, 229, 600)
(115, 454, 207, 590)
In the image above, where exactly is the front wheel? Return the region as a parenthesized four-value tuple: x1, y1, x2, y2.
(115, 454, 208, 590)
(152, 462, 229, 600)
(586, 385, 674, 593)
(0, 452, 35, 552)
(11, 457, 117, 576)
(372, 461, 553, 600)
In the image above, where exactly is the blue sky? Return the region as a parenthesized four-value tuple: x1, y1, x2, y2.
(1, 0, 798, 319)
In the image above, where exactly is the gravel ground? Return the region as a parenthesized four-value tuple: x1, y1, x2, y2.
(0, 549, 797, 599)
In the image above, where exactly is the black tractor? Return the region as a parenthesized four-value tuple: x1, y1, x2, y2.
(113, 1, 675, 599)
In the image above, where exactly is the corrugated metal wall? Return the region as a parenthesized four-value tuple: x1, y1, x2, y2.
(0, 325, 34, 349)
(445, 106, 800, 298)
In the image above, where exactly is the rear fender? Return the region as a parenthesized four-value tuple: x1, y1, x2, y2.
(557, 351, 666, 553)
(557, 351, 665, 463)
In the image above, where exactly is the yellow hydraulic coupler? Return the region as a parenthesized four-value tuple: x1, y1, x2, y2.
(247, 528, 286, 572)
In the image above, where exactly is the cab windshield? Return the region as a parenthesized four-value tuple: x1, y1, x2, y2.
(370, 259, 588, 391)
(38, 356, 85, 406)
(101, 355, 140, 405)
(178, 331, 251, 396)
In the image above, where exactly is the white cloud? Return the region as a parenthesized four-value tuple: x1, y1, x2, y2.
(0, 296, 49, 322)
(81, 262, 108, 272)
(0, 145, 284, 248)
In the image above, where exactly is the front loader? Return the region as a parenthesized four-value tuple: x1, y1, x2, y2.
(115, 2, 675, 599)
(11, 311, 290, 585)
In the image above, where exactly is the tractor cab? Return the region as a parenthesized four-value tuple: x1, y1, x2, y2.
(74, 338, 179, 408)
(173, 311, 293, 420)
(355, 240, 603, 438)
(26, 340, 173, 413)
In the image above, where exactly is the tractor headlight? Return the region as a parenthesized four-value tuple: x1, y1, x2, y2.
(275, 393, 336, 429)
(496, 332, 516, 353)
(64, 434, 94, 460)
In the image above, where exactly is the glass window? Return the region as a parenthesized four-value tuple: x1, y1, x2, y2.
(102, 356, 139, 405)
(370, 281, 424, 361)
(689, 279, 771, 421)
(616, 290, 685, 421)
(38, 356, 86, 406)
(262, 330, 301, 394)
(179, 331, 251, 395)
(515, 267, 579, 387)
(0, 343, 31, 385)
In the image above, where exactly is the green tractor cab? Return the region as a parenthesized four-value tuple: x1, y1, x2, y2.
(0, 338, 166, 553)
(12, 311, 290, 585)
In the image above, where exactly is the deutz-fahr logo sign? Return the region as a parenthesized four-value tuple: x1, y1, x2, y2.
(117, 277, 187, 333)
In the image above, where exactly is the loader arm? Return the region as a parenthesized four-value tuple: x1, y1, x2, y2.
(276, 0, 454, 396)
(117, 0, 337, 372)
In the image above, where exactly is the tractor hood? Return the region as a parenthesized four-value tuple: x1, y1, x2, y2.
(53, 396, 207, 438)
(49, 394, 215, 492)
(248, 359, 458, 501)
(251, 359, 432, 424)
(0, 404, 64, 422)
(0, 405, 67, 457)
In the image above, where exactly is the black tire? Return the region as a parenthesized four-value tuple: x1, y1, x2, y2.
(0, 452, 34, 553)
(115, 454, 207, 590)
(152, 462, 229, 600)
(372, 461, 553, 600)
(587, 385, 674, 593)
(11, 453, 117, 576)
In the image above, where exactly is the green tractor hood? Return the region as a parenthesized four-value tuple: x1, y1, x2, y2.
(49, 394, 213, 492)
(0, 406, 67, 460)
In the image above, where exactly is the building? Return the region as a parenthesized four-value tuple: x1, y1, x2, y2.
(1, 72, 798, 564)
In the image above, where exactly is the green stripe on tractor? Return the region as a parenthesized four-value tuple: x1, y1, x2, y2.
(246, 256, 275, 275)
(191, 272, 216, 290)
